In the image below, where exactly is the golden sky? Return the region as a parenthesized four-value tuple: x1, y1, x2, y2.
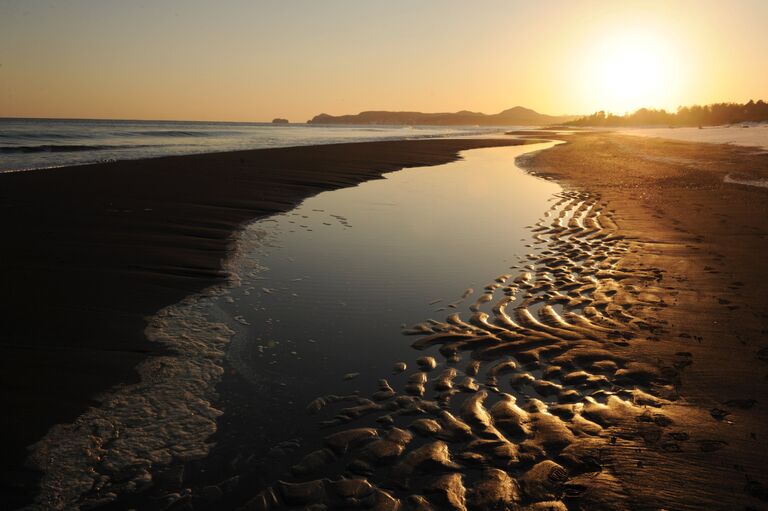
(1, 0, 767, 122)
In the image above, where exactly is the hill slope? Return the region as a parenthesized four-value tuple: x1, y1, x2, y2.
(307, 106, 577, 126)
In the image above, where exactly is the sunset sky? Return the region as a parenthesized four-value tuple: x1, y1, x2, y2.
(1, 0, 767, 122)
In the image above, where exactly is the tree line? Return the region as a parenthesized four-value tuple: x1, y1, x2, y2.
(568, 100, 768, 127)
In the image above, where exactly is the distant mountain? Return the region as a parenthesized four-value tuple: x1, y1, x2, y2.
(307, 107, 577, 126)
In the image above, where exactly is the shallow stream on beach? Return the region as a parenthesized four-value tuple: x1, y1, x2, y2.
(190, 142, 566, 481)
(220, 143, 561, 407)
(28, 141, 565, 508)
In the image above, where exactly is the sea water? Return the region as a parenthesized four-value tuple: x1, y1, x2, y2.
(209, 142, 563, 462)
(223, 143, 561, 400)
(0, 117, 509, 172)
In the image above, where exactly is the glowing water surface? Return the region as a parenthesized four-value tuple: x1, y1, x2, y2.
(26, 142, 565, 509)
(221, 143, 561, 411)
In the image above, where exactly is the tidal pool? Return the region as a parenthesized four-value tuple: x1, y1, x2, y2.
(26, 141, 572, 509)
(221, 142, 561, 415)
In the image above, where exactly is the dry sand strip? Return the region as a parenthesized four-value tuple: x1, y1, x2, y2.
(519, 132, 768, 508)
(0, 138, 536, 506)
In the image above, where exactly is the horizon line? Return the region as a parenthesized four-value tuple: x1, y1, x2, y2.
(2, 99, 761, 125)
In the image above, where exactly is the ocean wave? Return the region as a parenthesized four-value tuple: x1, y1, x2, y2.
(0, 132, 84, 140)
(0, 144, 149, 154)
(724, 173, 768, 189)
(129, 130, 207, 137)
(128, 130, 243, 137)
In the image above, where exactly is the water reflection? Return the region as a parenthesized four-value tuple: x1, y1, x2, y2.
(222, 143, 561, 404)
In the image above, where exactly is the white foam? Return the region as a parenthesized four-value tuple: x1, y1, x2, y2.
(24, 219, 276, 508)
(724, 173, 768, 189)
(27, 286, 238, 509)
(26, 219, 285, 508)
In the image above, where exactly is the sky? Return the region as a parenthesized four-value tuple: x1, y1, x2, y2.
(1, 0, 767, 122)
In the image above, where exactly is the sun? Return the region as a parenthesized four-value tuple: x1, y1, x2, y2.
(580, 29, 683, 114)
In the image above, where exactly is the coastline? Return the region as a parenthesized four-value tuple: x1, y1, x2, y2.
(0, 137, 535, 505)
(3, 132, 767, 509)
(186, 131, 768, 511)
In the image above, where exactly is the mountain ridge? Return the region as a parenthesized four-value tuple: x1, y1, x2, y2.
(307, 106, 577, 126)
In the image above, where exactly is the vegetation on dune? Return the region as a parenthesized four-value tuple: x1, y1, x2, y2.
(569, 99, 768, 127)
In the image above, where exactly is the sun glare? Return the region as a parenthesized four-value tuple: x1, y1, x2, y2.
(580, 29, 684, 114)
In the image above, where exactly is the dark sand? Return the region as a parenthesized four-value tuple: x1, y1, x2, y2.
(0, 138, 534, 505)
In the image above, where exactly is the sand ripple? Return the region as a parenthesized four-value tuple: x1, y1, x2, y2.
(246, 191, 683, 510)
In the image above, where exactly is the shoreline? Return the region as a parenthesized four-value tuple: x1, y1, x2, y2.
(0, 137, 535, 506)
(0, 117, 515, 174)
(211, 132, 767, 511)
(185, 132, 768, 511)
(4, 133, 767, 509)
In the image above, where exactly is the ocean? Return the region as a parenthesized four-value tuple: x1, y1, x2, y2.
(0, 117, 507, 172)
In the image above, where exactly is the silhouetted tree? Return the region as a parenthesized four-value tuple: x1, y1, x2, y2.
(567, 100, 768, 127)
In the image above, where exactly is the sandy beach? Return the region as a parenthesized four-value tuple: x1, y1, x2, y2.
(184, 131, 768, 511)
(0, 138, 536, 507)
(2, 133, 767, 510)
(5, 1, 767, 509)
(519, 132, 768, 508)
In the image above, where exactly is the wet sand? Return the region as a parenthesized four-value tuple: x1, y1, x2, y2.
(191, 133, 768, 511)
(4, 133, 768, 510)
(517, 132, 768, 508)
(0, 138, 535, 506)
